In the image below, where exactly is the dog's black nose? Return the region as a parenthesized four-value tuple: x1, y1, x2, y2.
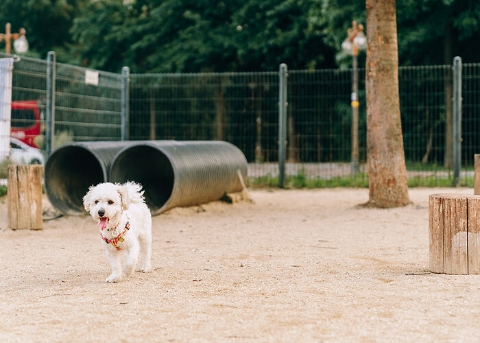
(98, 209, 105, 217)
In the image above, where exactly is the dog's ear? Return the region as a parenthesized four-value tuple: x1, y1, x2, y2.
(83, 186, 94, 212)
(117, 184, 130, 211)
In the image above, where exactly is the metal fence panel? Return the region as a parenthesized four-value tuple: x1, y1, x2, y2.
(461, 63, 480, 166)
(53, 61, 123, 142)
(399, 65, 450, 167)
(1, 52, 123, 151)
(3, 51, 479, 186)
(129, 71, 279, 163)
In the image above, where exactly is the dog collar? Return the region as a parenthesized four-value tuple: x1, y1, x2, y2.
(101, 221, 131, 250)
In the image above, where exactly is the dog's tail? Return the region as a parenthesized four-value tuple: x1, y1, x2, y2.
(120, 181, 145, 205)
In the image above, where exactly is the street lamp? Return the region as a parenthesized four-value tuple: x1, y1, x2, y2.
(342, 21, 366, 176)
(0, 23, 29, 54)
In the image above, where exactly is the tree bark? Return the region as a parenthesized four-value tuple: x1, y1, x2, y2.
(443, 22, 454, 169)
(364, 0, 410, 208)
(216, 79, 226, 141)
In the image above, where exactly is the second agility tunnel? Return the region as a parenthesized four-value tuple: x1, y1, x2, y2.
(109, 140, 248, 215)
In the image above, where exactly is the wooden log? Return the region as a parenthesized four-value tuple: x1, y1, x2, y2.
(429, 193, 480, 274)
(475, 154, 480, 195)
(429, 194, 444, 273)
(467, 197, 480, 273)
(7, 165, 43, 230)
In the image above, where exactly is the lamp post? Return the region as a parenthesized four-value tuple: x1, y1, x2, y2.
(0, 23, 29, 54)
(342, 21, 367, 176)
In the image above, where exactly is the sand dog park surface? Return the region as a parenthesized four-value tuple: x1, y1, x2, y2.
(1, 187, 480, 342)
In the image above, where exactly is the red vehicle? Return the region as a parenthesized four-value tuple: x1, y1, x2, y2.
(10, 100, 42, 148)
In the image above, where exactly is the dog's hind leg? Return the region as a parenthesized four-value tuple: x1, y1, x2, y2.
(139, 235, 152, 273)
(138, 217, 153, 273)
(124, 241, 140, 276)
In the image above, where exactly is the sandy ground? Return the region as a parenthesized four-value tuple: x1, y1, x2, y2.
(1, 187, 480, 342)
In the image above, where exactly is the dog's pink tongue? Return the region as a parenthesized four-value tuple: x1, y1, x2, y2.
(99, 217, 108, 230)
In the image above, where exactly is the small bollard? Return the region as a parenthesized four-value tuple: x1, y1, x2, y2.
(8, 165, 43, 230)
(429, 193, 480, 274)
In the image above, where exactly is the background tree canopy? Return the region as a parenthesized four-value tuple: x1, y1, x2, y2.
(1, 0, 480, 72)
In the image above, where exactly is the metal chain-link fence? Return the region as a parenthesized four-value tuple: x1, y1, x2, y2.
(2, 51, 479, 186)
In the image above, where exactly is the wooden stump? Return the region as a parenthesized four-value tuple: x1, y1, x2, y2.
(429, 193, 480, 274)
(8, 165, 43, 230)
(475, 154, 480, 195)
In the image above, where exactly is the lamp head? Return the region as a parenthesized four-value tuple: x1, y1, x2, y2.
(13, 29, 28, 54)
(353, 31, 367, 50)
(342, 40, 353, 55)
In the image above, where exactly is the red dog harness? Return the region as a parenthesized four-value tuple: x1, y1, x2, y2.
(101, 221, 130, 250)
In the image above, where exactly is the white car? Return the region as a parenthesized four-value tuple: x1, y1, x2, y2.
(10, 137, 44, 165)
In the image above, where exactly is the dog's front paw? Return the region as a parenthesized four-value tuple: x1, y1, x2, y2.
(106, 274, 123, 283)
(139, 262, 152, 273)
(140, 266, 152, 273)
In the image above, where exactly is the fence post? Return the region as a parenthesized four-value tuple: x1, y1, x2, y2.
(46, 51, 56, 158)
(121, 66, 130, 141)
(278, 63, 288, 188)
(453, 56, 462, 187)
(0, 57, 13, 163)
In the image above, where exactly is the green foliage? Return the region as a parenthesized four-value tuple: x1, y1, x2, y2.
(308, 0, 366, 68)
(408, 176, 473, 188)
(35, 131, 74, 150)
(67, 0, 336, 73)
(405, 161, 448, 172)
(0, 0, 88, 60)
(395, 0, 480, 65)
(0, 185, 6, 197)
(0, 159, 9, 179)
(3, 0, 480, 71)
(248, 172, 370, 189)
(310, 0, 480, 67)
(248, 170, 473, 189)
(231, 0, 335, 71)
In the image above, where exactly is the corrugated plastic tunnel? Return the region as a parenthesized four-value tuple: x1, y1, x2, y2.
(45, 140, 248, 216)
(45, 141, 140, 215)
(109, 140, 248, 215)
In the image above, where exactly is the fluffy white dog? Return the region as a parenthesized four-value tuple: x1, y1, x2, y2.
(83, 181, 152, 283)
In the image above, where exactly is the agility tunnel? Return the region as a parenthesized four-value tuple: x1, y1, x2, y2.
(44, 141, 140, 215)
(109, 140, 248, 215)
(45, 140, 248, 216)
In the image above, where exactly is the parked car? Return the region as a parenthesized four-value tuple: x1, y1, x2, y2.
(10, 137, 44, 165)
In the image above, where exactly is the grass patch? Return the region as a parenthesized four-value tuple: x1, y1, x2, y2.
(249, 174, 472, 189)
(405, 161, 448, 172)
(248, 173, 369, 189)
(0, 159, 9, 179)
(408, 175, 473, 188)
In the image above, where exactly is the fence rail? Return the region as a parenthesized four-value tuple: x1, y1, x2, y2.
(1, 51, 479, 186)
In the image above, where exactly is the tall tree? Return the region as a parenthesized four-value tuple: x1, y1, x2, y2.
(0, 0, 88, 61)
(69, 0, 336, 73)
(364, 0, 410, 208)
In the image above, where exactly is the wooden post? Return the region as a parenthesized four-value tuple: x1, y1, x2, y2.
(474, 154, 480, 195)
(429, 193, 480, 274)
(8, 165, 43, 230)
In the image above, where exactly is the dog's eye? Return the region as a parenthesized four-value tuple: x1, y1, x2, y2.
(108, 200, 114, 205)
(94, 200, 99, 204)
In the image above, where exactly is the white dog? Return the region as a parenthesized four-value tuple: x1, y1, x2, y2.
(83, 181, 152, 283)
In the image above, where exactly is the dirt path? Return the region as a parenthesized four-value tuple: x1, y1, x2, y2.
(1, 187, 479, 342)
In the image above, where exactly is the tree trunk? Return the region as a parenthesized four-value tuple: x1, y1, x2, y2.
(215, 79, 226, 141)
(443, 23, 454, 169)
(364, 0, 410, 208)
